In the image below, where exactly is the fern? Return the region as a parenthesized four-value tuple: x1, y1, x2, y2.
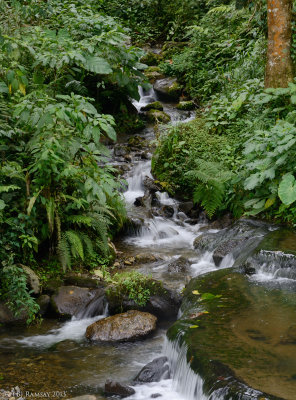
(65, 230, 84, 260)
(186, 160, 232, 218)
(57, 233, 71, 272)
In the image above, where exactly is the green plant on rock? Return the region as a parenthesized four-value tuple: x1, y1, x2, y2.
(107, 271, 161, 308)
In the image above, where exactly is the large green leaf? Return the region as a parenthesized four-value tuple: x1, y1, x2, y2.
(84, 56, 112, 74)
(278, 174, 296, 205)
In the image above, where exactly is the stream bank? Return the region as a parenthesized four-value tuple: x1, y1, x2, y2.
(1, 81, 296, 400)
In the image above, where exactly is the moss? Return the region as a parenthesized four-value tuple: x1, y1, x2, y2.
(146, 110, 171, 124)
(141, 51, 163, 66)
(141, 101, 163, 111)
(167, 81, 182, 99)
(176, 100, 195, 110)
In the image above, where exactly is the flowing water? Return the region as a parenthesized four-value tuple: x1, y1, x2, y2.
(1, 86, 296, 400)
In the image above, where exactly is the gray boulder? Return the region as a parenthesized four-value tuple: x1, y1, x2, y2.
(134, 356, 170, 383)
(154, 78, 182, 101)
(85, 310, 157, 342)
(21, 265, 40, 294)
(51, 286, 105, 319)
(104, 380, 135, 398)
(168, 256, 191, 273)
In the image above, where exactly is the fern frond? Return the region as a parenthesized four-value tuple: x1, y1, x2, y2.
(66, 214, 92, 226)
(65, 80, 88, 95)
(65, 230, 84, 260)
(58, 234, 71, 272)
(80, 232, 95, 259)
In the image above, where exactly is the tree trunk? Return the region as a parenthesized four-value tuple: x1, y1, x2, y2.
(265, 0, 294, 88)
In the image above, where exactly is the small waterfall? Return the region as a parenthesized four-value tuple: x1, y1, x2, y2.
(132, 87, 157, 112)
(164, 337, 208, 400)
(124, 160, 152, 205)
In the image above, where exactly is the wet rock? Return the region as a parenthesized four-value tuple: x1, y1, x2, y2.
(213, 239, 242, 266)
(85, 310, 157, 342)
(37, 294, 50, 316)
(151, 395, 162, 399)
(143, 176, 162, 193)
(114, 144, 129, 157)
(141, 101, 163, 111)
(64, 273, 100, 288)
(43, 278, 64, 295)
(51, 286, 104, 318)
(193, 232, 218, 252)
(122, 217, 144, 235)
(127, 135, 147, 149)
(160, 205, 174, 218)
(21, 265, 40, 294)
(154, 78, 182, 101)
(104, 380, 135, 398)
(134, 356, 170, 383)
(0, 302, 27, 324)
(168, 256, 191, 273)
(146, 110, 171, 124)
(176, 100, 195, 111)
(135, 253, 158, 264)
(208, 213, 233, 230)
(178, 201, 194, 215)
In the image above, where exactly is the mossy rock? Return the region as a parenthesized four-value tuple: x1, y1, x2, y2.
(141, 101, 163, 111)
(176, 101, 195, 111)
(141, 51, 163, 66)
(167, 268, 296, 399)
(146, 110, 171, 124)
(162, 41, 189, 58)
(154, 78, 182, 101)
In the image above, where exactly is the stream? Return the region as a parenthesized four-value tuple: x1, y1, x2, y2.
(1, 85, 296, 400)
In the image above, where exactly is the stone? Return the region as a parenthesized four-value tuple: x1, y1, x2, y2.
(154, 78, 182, 101)
(135, 253, 158, 264)
(141, 101, 163, 111)
(0, 302, 27, 324)
(64, 273, 100, 288)
(51, 286, 105, 318)
(143, 176, 162, 193)
(178, 201, 194, 215)
(146, 110, 171, 124)
(151, 395, 162, 399)
(114, 144, 129, 157)
(176, 101, 195, 111)
(160, 205, 174, 218)
(37, 294, 50, 316)
(168, 256, 191, 273)
(104, 380, 135, 398)
(43, 278, 64, 295)
(85, 310, 157, 342)
(141, 51, 162, 66)
(213, 239, 243, 266)
(134, 356, 170, 383)
(21, 265, 40, 294)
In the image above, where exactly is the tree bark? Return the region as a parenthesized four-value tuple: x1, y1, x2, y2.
(265, 0, 294, 88)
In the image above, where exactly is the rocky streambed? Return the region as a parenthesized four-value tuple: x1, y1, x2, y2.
(1, 78, 296, 400)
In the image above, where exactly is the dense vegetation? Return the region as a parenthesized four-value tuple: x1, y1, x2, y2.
(0, 0, 147, 321)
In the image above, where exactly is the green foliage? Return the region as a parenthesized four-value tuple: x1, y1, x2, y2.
(107, 271, 161, 308)
(186, 161, 233, 218)
(0, 0, 148, 322)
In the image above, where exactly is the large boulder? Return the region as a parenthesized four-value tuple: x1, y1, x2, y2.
(104, 380, 135, 398)
(0, 302, 27, 324)
(37, 294, 51, 316)
(85, 310, 157, 342)
(154, 78, 182, 101)
(168, 256, 191, 273)
(134, 356, 170, 383)
(51, 286, 105, 319)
